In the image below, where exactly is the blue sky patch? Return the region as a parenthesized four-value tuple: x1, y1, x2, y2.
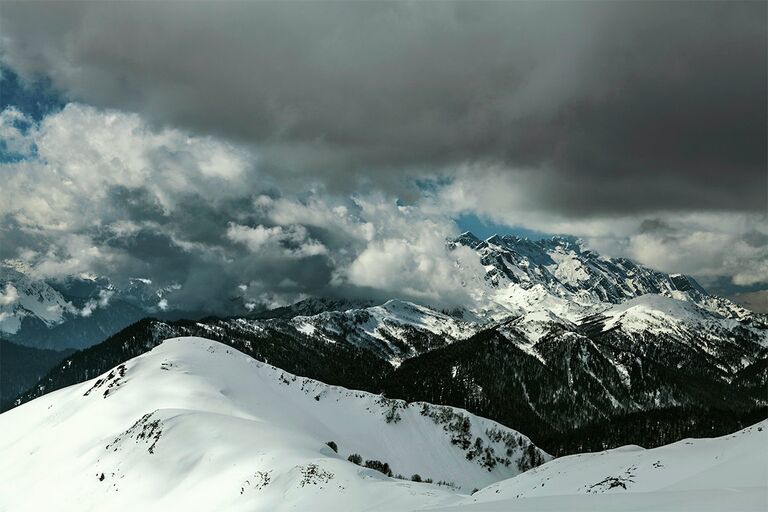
(1, 65, 66, 122)
(454, 212, 550, 240)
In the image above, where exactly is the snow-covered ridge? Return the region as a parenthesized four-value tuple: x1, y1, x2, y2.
(0, 336, 548, 511)
(1, 336, 764, 511)
(290, 299, 477, 363)
(439, 420, 768, 512)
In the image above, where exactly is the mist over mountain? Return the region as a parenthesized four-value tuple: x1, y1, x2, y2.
(3, 232, 760, 352)
(6, 235, 765, 458)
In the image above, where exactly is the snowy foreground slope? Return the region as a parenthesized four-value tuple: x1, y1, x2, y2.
(1, 337, 765, 512)
(432, 420, 768, 512)
(0, 337, 548, 512)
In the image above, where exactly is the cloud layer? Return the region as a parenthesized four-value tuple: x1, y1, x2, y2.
(2, 102, 765, 311)
(1, 104, 493, 310)
(0, 2, 765, 309)
(1, 1, 765, 212)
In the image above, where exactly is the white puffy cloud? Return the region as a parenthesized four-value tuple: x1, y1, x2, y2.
(80, 288, 114, 317)
(0, 284, 19, 306)
(0, 101, 763, 313)
(226, 223, 327, 259)
(0, 107, 36, 157)
(227, 224, 283, 252)
(0, 102, 493, 308)
(1, 103, 256, 230)
(626, 214, 768, 288)
(347, 237, 483, 304)
(0, 103, 260, 279)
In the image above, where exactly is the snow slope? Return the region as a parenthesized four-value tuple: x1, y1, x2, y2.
(429, 421, 768, 512)
(0, 336, 548, 512)
(1, 336, 764, 512)
(598, 294, 765, 343)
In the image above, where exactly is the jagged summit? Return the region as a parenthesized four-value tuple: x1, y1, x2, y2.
(450, 230, 719, 312)
(453, 231, 484, 249)
(455, 231, 584, 250)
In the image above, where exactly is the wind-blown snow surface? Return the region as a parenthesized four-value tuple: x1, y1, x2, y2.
(430, 421, 768, 512)
(0, 337, 547, 512)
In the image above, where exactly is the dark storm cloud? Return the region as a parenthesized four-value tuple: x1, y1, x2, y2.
(744, 230, 768, 248)
(1, 1, 764, 214)
(0, 214, 44, 261)
(85, 218, 340, 313)
(107, 186, 169, 225)
(638, 219, 675, 236)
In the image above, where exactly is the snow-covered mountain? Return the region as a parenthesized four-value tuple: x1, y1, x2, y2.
(0, 337, 548, 511)
(3, 233, 766, 453)
(288, 299, 477, 363)
(3, 232, 761, 354)
(0, 264, 74, 335)
(254, 232, 766, 368)
(0, 336, 764, 512)
(0, 263, 193, 349)
(451, 232, 753, 321)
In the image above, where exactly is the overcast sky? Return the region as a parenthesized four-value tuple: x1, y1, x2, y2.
(0, 1, 765, 312)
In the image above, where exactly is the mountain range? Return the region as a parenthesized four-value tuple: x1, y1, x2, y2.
(3, 233, 765, 455)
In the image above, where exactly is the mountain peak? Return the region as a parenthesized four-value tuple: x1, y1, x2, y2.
(545, 234, 583, 248)
(452, 231, 483, 249)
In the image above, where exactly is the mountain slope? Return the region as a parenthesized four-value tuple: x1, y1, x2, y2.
(434, 421, 767, 512)
(0, 339, 73, 407)
(8, 299, 147, 350)
(0, 336, 764, 511)
(5, 233, 766, 454)
(3, 231, 762, 355)
(9, 306, 766, 454)
(0, 266, 73, 335)
(288, 299, 476, 363)
(0, 337, 548, 512)
(383, 327, 764, 445)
